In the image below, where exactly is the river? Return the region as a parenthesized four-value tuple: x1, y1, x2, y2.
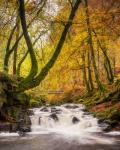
(0, 104, 120, 150)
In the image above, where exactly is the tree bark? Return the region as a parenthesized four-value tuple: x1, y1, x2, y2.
(4, 23, 17, 72)
(18, 0, 82, 91)
(84, 0, 103, 90)
(81, 50, 91, 92)
(13, 15, 20, 75)
(93, 29, 114, 83)
(18, 0, 38, 85)
(87, 48, 94, 91)
(4, 0, 47, 74)
(16, 31, 46, 76)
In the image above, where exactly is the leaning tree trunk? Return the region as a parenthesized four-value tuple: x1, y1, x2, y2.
(18, 0, 38, 86)
(16, 31, 47, 76)
(4, 0, 47, 75)
(103, 49, 114, 83)
(104, 59, 112, 82)
(87, 48, 94, 91)
(18, 0, 82, 91)
(4, 23, 17, 72)
(93, 29, 114, 83)
(84, 0, 103, 91)
(13, 15, 20, 75)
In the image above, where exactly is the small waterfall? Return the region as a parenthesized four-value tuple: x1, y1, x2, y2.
(30, 104, 102, 135)
(0, 103, 120, 146)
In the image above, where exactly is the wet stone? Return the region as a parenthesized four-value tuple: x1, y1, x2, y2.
(98, 119, 105, 124)
(39, 117, 41, 125)
(28, 109, 34, 116)
(65, 105, 79, 109)
(0, 123, 11, 132)
(10, 123, 18, 132)
(98, 119, 111, 132)
(40, 107, 49, 112)
(81, 108, 88, 112)
(17, 110, 31, 133)
(72, 117, 80, 124)
(83, 112, 91, 115)
(50, 113, 59, 121)
(51, 107, 61, 114)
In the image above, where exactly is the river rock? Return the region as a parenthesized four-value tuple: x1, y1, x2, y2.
(10, 123, 18, 132)
(98, 119, 105, 124)
(83, 112, 91, 115)
(39, 117, 41, 125)
(65, 105, 79, 109)
(40, 107, 49, 112)
(0, 122, 12, 132)
(0, 122, 18, 132)
(50, 113, 58, 121)
(28, 109, 34, 116)
(98, 119, 111, 132)
(81, 108, 88, 112)
(51, 107, 61, 114)
(17, 110, 31, 132)
(72, 117, 80, 124)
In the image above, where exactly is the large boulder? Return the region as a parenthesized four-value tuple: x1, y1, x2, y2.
(0, 72, 32, 134)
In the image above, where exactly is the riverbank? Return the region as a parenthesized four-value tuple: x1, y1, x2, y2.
(78, 85, 120, 131)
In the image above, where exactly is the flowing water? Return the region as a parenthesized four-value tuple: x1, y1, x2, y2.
(0, 103, 120, 150)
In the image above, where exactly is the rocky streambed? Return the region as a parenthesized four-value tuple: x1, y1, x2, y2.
(0, 103, 120, 150)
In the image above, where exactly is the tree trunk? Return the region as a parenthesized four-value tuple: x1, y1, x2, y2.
(84, 0, 103, 90)
(3, 0, 47, 74)
(87, 48, 94, 91)
(104, 51, 114, 83)
(16, 32, 45, 76)
(82, 50, 91, 92)
(113, 56, 116, 76)
(4, 24, 17, 72)
(13, 16, 20, 75)
(93, 29, 114, 83)
(18, 0, 38, 85)
(18, 0, 82, 91)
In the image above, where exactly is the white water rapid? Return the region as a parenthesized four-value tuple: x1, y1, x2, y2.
(0, 104, 120, 146)
(30, 104, 101, 135)
(28, 103, 120, 145)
